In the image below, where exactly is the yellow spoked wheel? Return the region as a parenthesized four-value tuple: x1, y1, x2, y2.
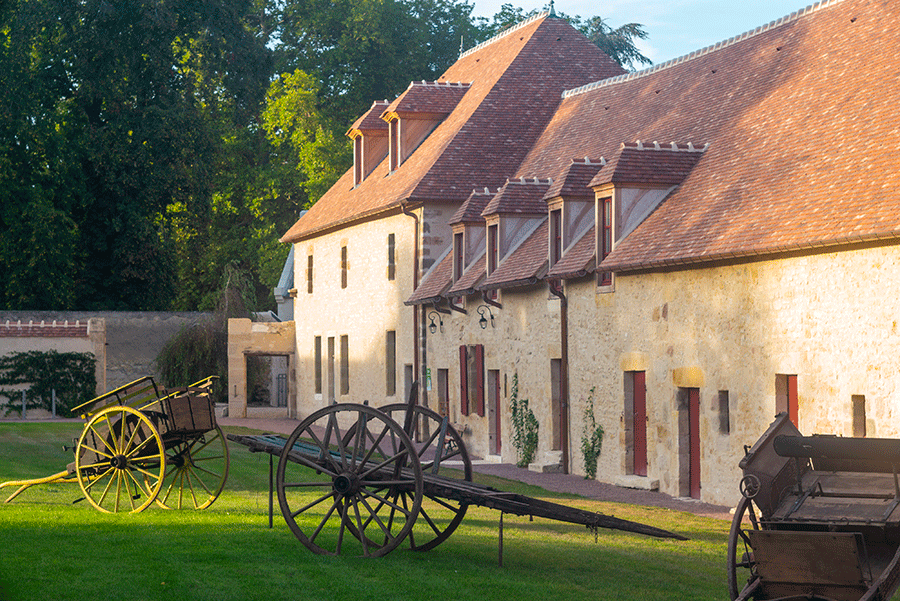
(75, 406, 165, 513)
(155, 426, 229, 510)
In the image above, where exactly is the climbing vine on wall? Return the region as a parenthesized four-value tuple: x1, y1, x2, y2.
(510, 372, 539, 468)
(580, 386, 605, 479)
(0, 350, 96, 416)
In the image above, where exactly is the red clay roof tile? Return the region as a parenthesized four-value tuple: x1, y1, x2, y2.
(480, 221, 548, 290)
(281, 15, 624, 243)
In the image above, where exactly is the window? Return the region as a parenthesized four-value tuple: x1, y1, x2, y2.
(386, 331, 396, 396)
(852, 395, 866, 437)
(459, 346, 469, 415)
(341, 245, 348, 289)
(389, 120, 399, 172)
(314, 336, 322, 395)
(550, 208, 562, 267)
(387, 234, 396, 281)
(775, 374, 798, 426)
(598, 196, 613, 286)
(307, 254, 314, 294)
(487, 224, 498, 275)
(340, 335, 349, 395)
(719, 391, 730, 434)
(353, 137, 363, 186)
(453, 232, 464, 281)
(327, 337, 335, 402)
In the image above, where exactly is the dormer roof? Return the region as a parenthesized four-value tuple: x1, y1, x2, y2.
(382, 81, 471, 119)
(589, 142, 707, 188)
(450, 188, 494, 226)
(482, 177, 552, 217)
(543, 158, 605, 200)
(448, 254, 486, 296)
(480, 221, 548, 290)
(346, 100, 390, 138)
(547, 225, 595, 279)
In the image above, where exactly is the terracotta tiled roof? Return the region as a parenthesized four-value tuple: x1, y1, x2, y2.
(448, 254, 486, 296)
(547, 225, 596, 279)
(346, 100, 390, 137)
(449, 189, 494, 225)
(405, 250, 453, 305)
(281, 16, 624, 243)
(544, 159, 605, 200)
(383, 81, 471, 117)
(588, 142, 707, 188)
(514, 0, 900, 272)
(480, 221, 548, 290)
(482, 178, 552, 217)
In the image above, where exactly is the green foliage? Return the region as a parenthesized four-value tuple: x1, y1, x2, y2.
(156, 264, 263, 402)
(510, 372, 539, 468)
(580, 386, 605, 480)
(0, 350, 96, 416)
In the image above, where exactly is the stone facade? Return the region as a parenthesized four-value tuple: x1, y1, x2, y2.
(227, 318, 296, 418)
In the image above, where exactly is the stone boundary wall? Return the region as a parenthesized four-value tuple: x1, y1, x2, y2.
(0, 311, 212, 394)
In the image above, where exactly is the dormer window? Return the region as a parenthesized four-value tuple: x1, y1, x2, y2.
(549, 208, 562, 267)
(347, 100, 389, 187)
(487, 224, 499, 276)
(598, 196, 613, 286)
(453, 232, 464, 281)
(381, 81, 471, 174)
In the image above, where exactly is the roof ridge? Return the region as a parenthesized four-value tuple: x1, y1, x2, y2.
(459, 11, 549, 59)
(506, 176, 553, 186)
(408, 80, 472, 88)
(562, 0, 846, 99)
(622, 141, 709, 152)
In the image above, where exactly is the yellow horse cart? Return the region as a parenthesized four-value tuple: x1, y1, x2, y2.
(2, 376, 228, 513)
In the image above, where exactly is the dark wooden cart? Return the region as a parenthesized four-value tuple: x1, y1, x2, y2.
(729, 413, 900, 601)
(2, 376, 229, 513)
(228, 386, 685, 558)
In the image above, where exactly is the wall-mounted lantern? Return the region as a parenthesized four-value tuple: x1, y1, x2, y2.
(428, 311, 444, 334)
(476, 305, 495, 329)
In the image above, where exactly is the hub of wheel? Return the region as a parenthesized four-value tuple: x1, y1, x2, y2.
(333, 473, 359, 496)
(111, 454, 129, 469)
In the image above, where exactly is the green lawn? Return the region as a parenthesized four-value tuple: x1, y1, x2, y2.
(0, 422, 731, 601)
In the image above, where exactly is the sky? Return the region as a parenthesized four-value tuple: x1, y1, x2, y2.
(471, 0, 827, 65)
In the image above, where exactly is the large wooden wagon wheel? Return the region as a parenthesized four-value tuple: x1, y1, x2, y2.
(155, 426, 229, 510)
(276, 404, 423, 557)
(379, 403, 472, 551)
(727, 495, 763, 600)
(75, 406, 166, 513)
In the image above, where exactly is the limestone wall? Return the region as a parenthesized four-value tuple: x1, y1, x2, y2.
(291, 211, 419, 416)
(564, 244, 900, 506)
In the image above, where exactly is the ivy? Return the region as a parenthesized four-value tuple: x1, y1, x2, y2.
(0, 350, 96, 417)
(510, 372, 539, 468)
(580, 386, 605, 480)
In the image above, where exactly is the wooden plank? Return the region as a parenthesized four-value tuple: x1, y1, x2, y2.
(750, 530, 868, 589)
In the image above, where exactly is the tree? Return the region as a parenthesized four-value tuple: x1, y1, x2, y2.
(0, 0, 272, 310)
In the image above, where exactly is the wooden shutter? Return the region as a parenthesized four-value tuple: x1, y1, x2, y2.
(475, 344, 485, 417)
(459, 345, 469, 416)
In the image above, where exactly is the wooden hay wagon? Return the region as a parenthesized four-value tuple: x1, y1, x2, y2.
(729, 413, 900, 601)
(229, 383, 686, 558)
(2, 376, 229, 514)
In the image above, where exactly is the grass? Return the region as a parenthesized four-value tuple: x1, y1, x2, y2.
(0, 422, 732, 601)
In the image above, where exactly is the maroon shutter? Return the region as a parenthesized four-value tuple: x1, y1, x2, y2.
(633, 371, 647, 477)
(475, 344, 485, 417)
(787, 375, 798, 426)
(459, 345, 469, 416)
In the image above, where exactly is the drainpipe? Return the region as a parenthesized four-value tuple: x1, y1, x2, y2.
(401, 201, 422, 408)
(548, 278, 569, 474)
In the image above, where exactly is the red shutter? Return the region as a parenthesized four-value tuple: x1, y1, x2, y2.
(633, 371, 647, 477)
(689, 388, 701, 499)
(459, 345, 469, 416)
(475, 344, 485, 417)
(788, 375, 798, 426)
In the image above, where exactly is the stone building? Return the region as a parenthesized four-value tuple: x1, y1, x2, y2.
(280, 0, 900, 506)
